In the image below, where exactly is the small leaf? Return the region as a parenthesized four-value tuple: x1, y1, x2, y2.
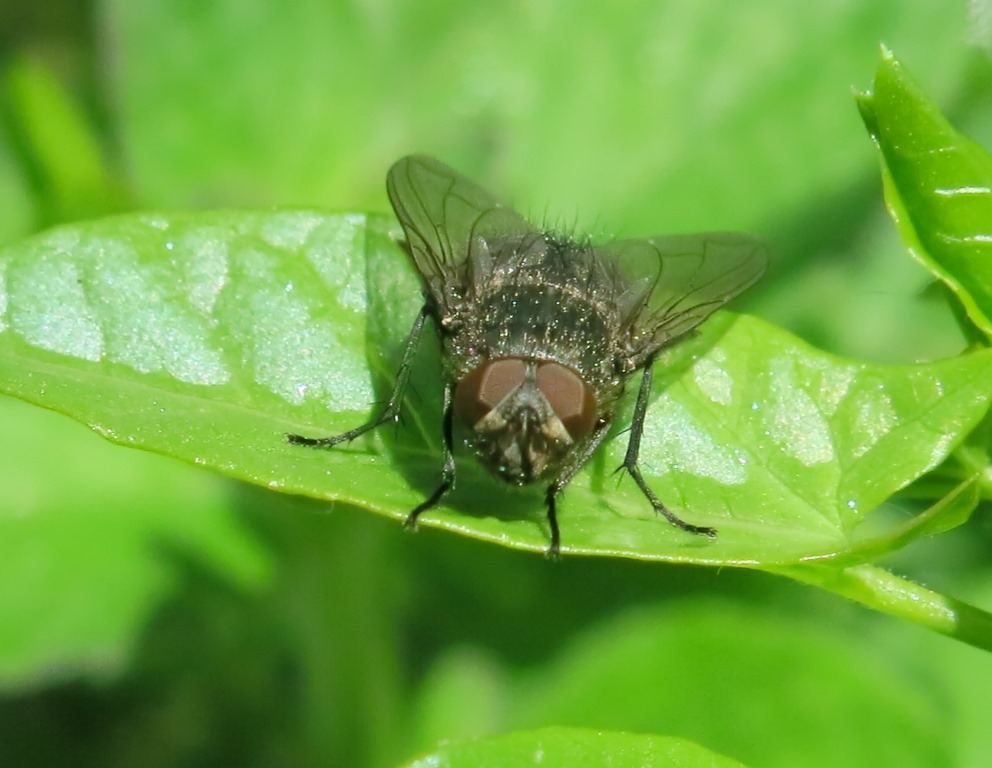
(2, 56, 126, 225)
(0, 132, 35, 247)
(507, 603, 951, 767)
(0, 396, 271, 689)
(1, 211, 990, 564)
(858, 47, 992, 336)
(402, 726, 748, 768)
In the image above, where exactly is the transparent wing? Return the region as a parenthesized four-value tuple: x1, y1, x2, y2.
(599, 232, 767, 357)
(386, 155, 537, 310)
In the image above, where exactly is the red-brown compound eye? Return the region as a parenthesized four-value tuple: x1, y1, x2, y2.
(536, 361, 597, 440)
(454, 358, 528, 427)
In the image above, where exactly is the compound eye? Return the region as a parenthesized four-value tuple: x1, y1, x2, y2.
(454, 358, 528, 427)
(536, 361, 597, 440)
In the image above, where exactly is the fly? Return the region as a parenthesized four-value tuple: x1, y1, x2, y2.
(289, 155, 767, 556)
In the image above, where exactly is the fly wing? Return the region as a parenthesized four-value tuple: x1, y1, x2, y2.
(599, 232, 767, 361)
(386, 155, 537, 312)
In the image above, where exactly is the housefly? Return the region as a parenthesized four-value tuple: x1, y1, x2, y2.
(289, 155, 767, 556)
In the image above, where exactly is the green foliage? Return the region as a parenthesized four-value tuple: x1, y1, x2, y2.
(2, 1, 992, 766)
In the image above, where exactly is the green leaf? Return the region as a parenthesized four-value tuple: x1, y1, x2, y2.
(402, 726, 748, 768)
(502, 602, 950, 768)
(795, 476, 980, 567)
(0, 132, 36, 247)
(1, 210, 990, 565)
(858, 47, 992, 335)
(2, 56, 126, 226)
(0, 395, 271, 689)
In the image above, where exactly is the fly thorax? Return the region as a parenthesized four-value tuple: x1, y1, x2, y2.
(453, 357, 598, 485)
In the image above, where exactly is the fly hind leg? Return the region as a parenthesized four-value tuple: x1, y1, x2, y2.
(620, 362, 717, 538)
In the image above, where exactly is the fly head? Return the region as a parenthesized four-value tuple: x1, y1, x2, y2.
(453, 357, 598, 484)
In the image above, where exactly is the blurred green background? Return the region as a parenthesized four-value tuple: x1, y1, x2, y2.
(2, 1, 992, 766)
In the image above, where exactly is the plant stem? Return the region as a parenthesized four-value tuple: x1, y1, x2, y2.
(772, 562, 992, 653)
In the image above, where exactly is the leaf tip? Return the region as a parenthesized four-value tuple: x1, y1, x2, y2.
(853, 90, 878, 138)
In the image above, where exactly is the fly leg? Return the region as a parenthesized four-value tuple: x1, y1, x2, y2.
(544, 418, 613, 559)
(621, 361, 717, 538)
(287, 305, 430, 448)
(404, 381, 456, 530)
